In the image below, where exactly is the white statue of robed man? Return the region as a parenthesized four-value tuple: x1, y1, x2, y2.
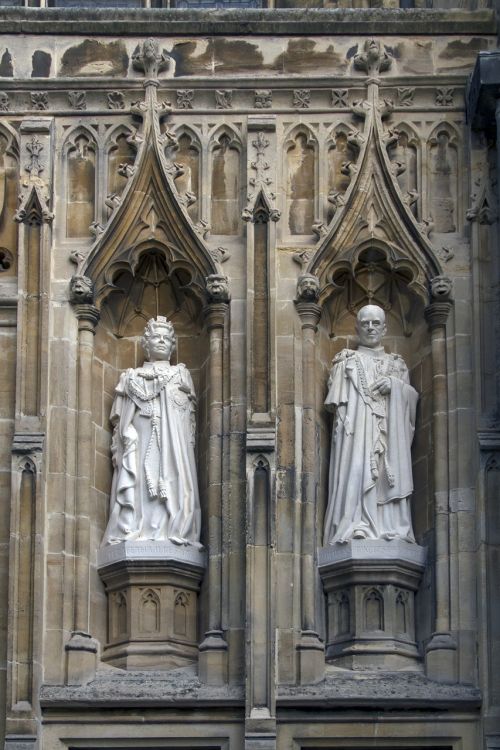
(102, 316, 202, 547)
(323, 304, 418, 546)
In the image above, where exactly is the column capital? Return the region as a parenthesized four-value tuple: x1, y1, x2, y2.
(425, 301, 453, 331)
(74, 303, 100, 332)
(295, 301, 322, 332)
(203, 301, 229, 331)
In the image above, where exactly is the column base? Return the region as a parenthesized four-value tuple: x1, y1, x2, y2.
(319, 540, 426, 671)
(98, 541, 206, 671)
(296, 630, 325, 685)
(425, 631, 457, 684)
(198, 630, 228, 685)
(65, 631, 98, 685)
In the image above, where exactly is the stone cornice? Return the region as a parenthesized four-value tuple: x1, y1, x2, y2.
(0, 8, 495, 37)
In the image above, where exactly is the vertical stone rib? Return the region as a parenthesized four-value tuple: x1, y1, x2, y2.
(253, 217, 270, 414)
(73, 306, 99, 635)
(16, 463, 35, 705)
(199, 301, 229, 685)
(294, 301, 324, 684)
(23, 222, 41, 416)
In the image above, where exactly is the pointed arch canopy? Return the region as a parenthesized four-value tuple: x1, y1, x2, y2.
(81, 84, 217, 312)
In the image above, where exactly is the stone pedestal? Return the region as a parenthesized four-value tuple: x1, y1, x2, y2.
(97, 541, 206, 671)
(318, 540, 426, 670)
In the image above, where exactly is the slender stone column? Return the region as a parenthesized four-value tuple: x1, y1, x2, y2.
(66, 280, 100, 685)
(295, 279, 324, 684)
(199, 286, 229, 685)
(424, 279, 456, 683)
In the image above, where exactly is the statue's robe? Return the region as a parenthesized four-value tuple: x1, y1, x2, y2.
(323, 346, 418, 546)
(102, 360, 201, 546)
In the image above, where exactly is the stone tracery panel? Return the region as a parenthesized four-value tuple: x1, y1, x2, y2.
(428, 124, 459, 233)
(65, 128, 97, 238)
(173, 128, 201, 224)
(210, 127, 241, 235)
(326, 124, 358, 223)
(0, 127, 19, 274)
(285, 126, 316, 236)
(388, 124, 420, 218)
(106, 126, 136, 203)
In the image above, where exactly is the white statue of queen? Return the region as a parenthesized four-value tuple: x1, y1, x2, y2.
(323, 304, 418, 546)
(102, 316, 202, 547)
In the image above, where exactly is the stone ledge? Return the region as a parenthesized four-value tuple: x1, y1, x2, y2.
(97, 539, 206, 572)
(40, 665, 244, 709)
(277, 670, 481, 710)
(0, 8, 495, 36)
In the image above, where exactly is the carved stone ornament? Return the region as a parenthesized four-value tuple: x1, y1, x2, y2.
(324, 304, 418, 546)
(101, 316, 202, 548)
(206, 273, 230, 303)
(430, 275, 453, 302)
(353, 40, 392, 77)
(177, 89, 194, 109)
(107, 91, 125, 110)
(0, 91, 9, 112)
(30, 91, 48, 111)
(132, 38, 171, 79)
(296, 273, 320, 303)
(331, 89, 348, 108)
(254, 89, 272, 109)
(69, 275, 94, 305)
(293, 89, 311, 109)
(15, 135, 53, 225)
(68, 90, 86, 110)
(215, 90, 232, 110)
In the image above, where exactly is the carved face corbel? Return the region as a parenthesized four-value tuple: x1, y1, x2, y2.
(297, 273, 320, 303)
(206, 274, 230, 304)
(69, 274, 94, 305)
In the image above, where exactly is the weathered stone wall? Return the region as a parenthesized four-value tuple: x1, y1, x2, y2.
(0, 7, 499, 750)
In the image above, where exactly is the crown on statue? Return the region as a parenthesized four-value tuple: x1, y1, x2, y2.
(143, 316, 175, 341)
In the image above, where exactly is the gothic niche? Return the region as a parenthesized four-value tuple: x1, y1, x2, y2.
(428, 126, 458, 233)
(91, 248, 209, 667)
(388, 126, 419, 218)
(173, 130, 201, 223)
(65, 130, 96, 238)
(211, 129, 241, 235)
(327, 126, 359, 223)
(317, 243, 434, 665)
(107, 128, 136, 204)
(0, 129, 19, 272)
(285, 128, 316, 236)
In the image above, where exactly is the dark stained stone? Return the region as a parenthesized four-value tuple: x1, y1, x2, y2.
(0, 49, 13, 78)
(32, 50, 51, 78)
(60, 39, 129, 77)
(277, 38, 347, 74)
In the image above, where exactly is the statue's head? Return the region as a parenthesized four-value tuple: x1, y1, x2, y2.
(355, 304, 387, 348)
(141, 316, 176, 362)
(297, 273, 320, 302)
(69, 275, 94, 305)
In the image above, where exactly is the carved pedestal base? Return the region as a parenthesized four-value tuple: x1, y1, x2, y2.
(318, 540, 426, 670)
(98, 541, 206, 671)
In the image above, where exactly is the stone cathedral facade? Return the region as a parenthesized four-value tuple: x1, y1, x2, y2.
(0, 3, 500, 749)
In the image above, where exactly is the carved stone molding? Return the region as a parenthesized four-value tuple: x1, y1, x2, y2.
(12, 432, 44, 454)
(203, 301, 229, 331)
(15, 132, 53, 225)
(294, 301, 322, 332)
(425, 301, 453, 330)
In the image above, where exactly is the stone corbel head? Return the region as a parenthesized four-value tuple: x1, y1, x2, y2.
(132, 38, 171, 80)
(297, 273, 320, 303)
(69, 274, 94, 305)
(430, 275, 453, 303)
(206, 274, 230, 304)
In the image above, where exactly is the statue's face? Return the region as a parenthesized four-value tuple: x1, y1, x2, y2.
(356, 305, 387, 348)
(298, 275, 319, 300)
(145, 326, 174, 362)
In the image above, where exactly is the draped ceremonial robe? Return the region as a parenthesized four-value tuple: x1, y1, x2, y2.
(323, 346, 418, 546)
